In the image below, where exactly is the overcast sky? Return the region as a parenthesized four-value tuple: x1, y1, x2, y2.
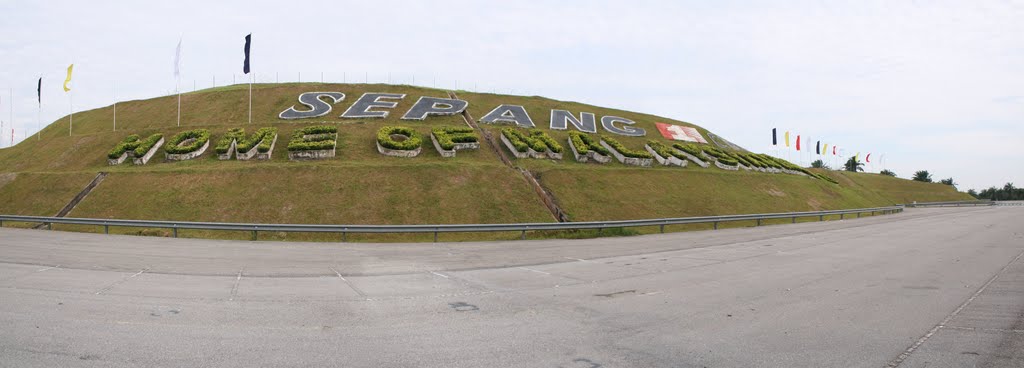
(1, 0, 1021, 191)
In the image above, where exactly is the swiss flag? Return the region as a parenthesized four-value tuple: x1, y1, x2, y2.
(655, 122, 708, 143)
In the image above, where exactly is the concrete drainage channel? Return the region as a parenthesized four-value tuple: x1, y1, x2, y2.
(0, 205, 909, 242)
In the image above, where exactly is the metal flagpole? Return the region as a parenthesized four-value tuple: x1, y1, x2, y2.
(248, 73, 252, 124)
(69, 88, 73, 137)
(113, 81, 117, 131)
(177, 79, 181, 127)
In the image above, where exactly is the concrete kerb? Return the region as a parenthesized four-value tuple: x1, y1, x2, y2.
(165, 139, 206, 161)
(376, 141, 422, 158)
(601, 140, 652, 167)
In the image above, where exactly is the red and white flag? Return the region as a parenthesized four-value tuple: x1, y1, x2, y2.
(655, 122, 707, 143)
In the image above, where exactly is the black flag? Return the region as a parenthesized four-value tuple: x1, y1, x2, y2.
(771, 128, 777, 146)
(243, 34, 252, 74)
(816, 141, 821, 154)
(36, 77, 41, 105)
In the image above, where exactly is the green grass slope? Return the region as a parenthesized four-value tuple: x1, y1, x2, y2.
(0, 83, 971, 240)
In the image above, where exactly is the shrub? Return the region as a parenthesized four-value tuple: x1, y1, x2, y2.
(568, 132, 589, 155)
(237, 127, 278, 153)
(672, 143, 702, 157)
(571, 132, 610, 155)
(288, 125, 337, 151)
(431, 126, 478, 150)
(255, 128, 278, 153)
(165, 129, 211, 154)
(717, 157, 739, 166)
(529, 129, 563, 153)
(107, 134, 140, 159)
(646, 140, 685, 160)
(132, 133, 164, 157)
(502, 128, 561, 153)
(600, 135, 653, 159)
(377, 126, 423, 151)
(215, 128, 245, 154)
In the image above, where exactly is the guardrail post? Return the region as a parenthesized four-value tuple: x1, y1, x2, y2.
(433, 230, 438, 243)
(47, 223, 52, 230)
(791, 217, 796, 224)
(0, 219, 3, 227)
(659, 224, 665, 233)
(104, 224, 109, 234)
(840, 214, 844, 220)
(713, 221, 718, 230)
(521, 230, 526, 240)
(857, 212, 861, 218)
(173, 227, 178, 238)
(819, 215, 823, 221)
(756, 219, 761, 226)
(342, 232, 347, 243)
(251, 230, 257, 241)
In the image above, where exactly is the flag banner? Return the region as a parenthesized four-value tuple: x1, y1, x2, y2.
(771, 128, 777, 146)
(866, 153, 871, 163)
(655, 122, 708, 143)
(174, 38, 183, 78)
(37, 78, 41, 105)
(63, 64, 74, 92)
(784, 131, 790, 147)
(833, 145, 837, 155)
(243, 34, 252, 74)
(816, 141, 820, 154)
(823, 143, 829, 155)
(855, 152, 860, 162)
(796, 135, 801, 151)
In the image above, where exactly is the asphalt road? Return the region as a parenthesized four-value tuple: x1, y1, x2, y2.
(1, 206, 1022, 367)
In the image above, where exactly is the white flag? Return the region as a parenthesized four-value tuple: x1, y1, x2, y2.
(174, 37, 183, 78)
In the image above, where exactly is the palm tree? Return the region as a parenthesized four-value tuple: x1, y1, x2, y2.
(912, 170, 932, 183)
(844, 157, 864, 172)
(879, 169, 896, 177)
(811, 159, 829, 169)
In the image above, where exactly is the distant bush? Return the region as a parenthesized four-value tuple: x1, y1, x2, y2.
(288, 125, 337, 151)
(377, 126, 423, 151)
(569, 131, 609, 155)
(600, 135, 652, 159)
(431, 126, 478, 150)
(107, 134, 140, 159)
(165, 129, 210, 154)
(132, 133, 164, 157)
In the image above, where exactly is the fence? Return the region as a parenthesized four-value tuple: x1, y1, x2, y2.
(0, 206, 903, 242)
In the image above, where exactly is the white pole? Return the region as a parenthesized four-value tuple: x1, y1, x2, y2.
(321, 72, 323, 83)
(113, 83, 117, 132)
(248, 72, 252, 124)
(176, 79, 181, 127)
(69, 88, 73, 137)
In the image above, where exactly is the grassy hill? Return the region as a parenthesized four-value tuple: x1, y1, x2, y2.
(0, 83, 971, 241)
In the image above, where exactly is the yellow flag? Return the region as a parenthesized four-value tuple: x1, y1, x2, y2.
(784, 131, 790, 147)
(63, 64, 74, 92)
(823, 143, 829, 155)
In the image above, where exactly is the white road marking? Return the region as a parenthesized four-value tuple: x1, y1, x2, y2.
(886, 248, 1024, 367)
(429, 271, 449, 279)
(229, 267, 244, 301)
(329, 267, 346, 281)
(95, 268, 149, 295)
(564, 257, 591, 263)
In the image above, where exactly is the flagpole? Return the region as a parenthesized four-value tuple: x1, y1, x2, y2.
(177, 79, 181, 127)
(248, 72, 252, 124)
(69, 88, 73, 137)
(113, 81, 117, 131)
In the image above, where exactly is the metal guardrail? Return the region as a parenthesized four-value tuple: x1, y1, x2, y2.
(0, 206, 903, 242)
(904, 200, 995, 208)
(995, 201, 1024, 206)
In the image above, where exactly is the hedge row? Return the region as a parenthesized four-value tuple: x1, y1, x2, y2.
(107, 134, 140, 159)
(568, 131, 609, 156)
(502, 128, 562, 153)
(165, 129, 211, 154)
(377, 126, 423, 151)
(431, 126, 478, 150)
(646, 140, 686, 160)
(133, 133, 164, 157)
(673, 143, 702, 157)
(237, 127, 278, 153)
(600, 135, 652, 159)
(215, 128, 245, 154)
(288, 125, 337, 151)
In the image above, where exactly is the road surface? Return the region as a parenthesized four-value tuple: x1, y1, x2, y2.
(1, 206, 1022, 367)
